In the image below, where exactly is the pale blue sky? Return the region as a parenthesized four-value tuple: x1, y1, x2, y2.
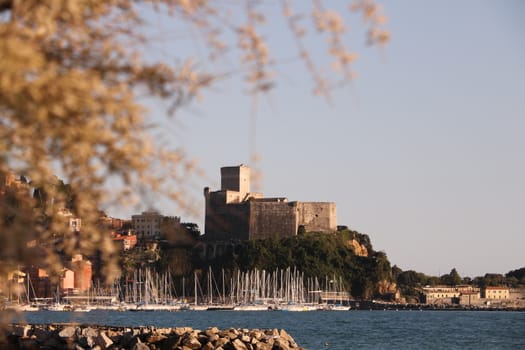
(110, 1, 524, 278)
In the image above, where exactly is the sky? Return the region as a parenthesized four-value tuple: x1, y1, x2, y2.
(108, 1, 524, 278)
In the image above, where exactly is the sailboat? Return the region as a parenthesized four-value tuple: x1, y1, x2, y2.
(189, 271, 208, 311)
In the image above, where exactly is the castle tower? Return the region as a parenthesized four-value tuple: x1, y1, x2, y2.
(220, 165, 250, 199)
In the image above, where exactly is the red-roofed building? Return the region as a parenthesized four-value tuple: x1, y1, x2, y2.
(111, 231, 138, 250)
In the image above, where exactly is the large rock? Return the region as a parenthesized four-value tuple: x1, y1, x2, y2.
(273, 337, 292, 350)
(182, 334, 202, 349)
(205, 327, 220, 337)
(95, 331, 114, 348)
(232, 338, 249, 350)
(32, 326, 52, 342)
(201, 341, 215, 350)
(254, 342, 273, 350)
(131, 336, 150, 350)
(58, 326, 78, 339)
(345, 239, 369, 257)
(10, 325, 31, 338)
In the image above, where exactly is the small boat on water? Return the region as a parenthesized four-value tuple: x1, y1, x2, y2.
(189, 305, 209, 311)
(44, 303, 70, 312)
(280, 303, 318, 312)
(233, 304, 271, 311)
(8, 304, 41, 312)
(207, 304, 235, 311)
(327, 304, 351, 311)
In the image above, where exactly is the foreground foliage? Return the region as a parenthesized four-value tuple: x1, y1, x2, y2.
(1, 0, 388, 281)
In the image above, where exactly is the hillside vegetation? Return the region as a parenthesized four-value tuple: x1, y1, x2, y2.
(202, 230, 395, 300)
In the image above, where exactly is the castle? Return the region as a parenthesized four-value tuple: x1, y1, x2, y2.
(203, 165, 337, 241)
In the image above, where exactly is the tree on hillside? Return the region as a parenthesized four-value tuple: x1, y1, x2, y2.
(0, 0, 389, 280)
(506, 267, 525, 282)
(441, 268, 462, 286)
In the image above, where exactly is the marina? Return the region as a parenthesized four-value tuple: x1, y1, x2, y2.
(3, 267, 352, 313)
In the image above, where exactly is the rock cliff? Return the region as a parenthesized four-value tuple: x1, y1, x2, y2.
(345, 239, 368, 257)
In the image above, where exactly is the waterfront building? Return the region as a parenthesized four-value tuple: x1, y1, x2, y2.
(421, 285, 480, 305)
(481, 286, 510, 300)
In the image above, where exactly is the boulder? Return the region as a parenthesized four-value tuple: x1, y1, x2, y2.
(58, 326, 78, 339)
(273, 338, 291, 350)
(174, 327, 193, 336)
(131, 337, 150, 350)
(10, 324, 31, 338)
(81, 327, 99, 338)
(254, 342, 273, 350)
(95, 331, 114, 348)
(250, 330, 264, 341)
(232, 338, 249, 350)
(32, 326, 52, 342)
(182, 335, 202, 349)
(205, 327, 220, 337)
(214, 337, 230, 348)
(202, 341, 216, 350)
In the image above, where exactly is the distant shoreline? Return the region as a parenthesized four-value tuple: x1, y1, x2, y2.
(351, 300, 525, 312)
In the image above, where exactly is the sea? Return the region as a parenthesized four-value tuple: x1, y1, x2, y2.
(6, 310, 525, 349)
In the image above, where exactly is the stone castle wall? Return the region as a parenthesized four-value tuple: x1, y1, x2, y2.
(248, 201, 298, 239)
(296, 202, 337, 233)
(204, 191, 250, 241)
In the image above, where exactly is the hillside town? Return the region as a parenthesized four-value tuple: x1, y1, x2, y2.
(1, 166, 524, 311)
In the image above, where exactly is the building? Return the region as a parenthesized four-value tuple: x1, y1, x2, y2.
(61, 268, 75, 295)
(421, 285, 480, 305)
(131, 210, 181, 240)
(57, 208, 81, 232)
(482, 286, 510, 300)
(99, 215, 127, 230)
(112, 231, 138, 250)
(24, 266, 52, 300)
(71, 254, 92, 293)
(204, 165, 337, 241)
(1, 172, 29, 196)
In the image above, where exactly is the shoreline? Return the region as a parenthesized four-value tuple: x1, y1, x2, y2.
(351, 300, 525, 312)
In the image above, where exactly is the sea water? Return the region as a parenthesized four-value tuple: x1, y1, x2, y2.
(7, 310, 525, 349)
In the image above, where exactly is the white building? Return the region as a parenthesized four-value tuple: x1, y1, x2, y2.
(57, 208, 81, 232)
(131, 210, 180, 239)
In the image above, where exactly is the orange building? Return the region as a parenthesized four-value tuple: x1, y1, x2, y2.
(61, 268, 75, 295)
(71, 255, 92, 292)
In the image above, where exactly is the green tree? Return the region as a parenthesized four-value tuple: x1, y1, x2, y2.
(441, 268, 462, 286)
(506, 267, 525, 282)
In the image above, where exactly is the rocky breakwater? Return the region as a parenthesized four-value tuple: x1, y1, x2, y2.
(3, 324, 306, 350)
